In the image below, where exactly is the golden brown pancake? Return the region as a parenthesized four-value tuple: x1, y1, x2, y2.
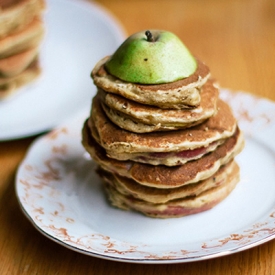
(0, 46, 39, 77)
(87, 121, 225, 166)
(92, 56, 211, 109)
(99, 78, 219, 133)
(0, 59, 40, 99)
(98, 160, 238, 204)
(0, 16, 44, 58)
(0, 0, 45, 39)
(88, 96, 237, 165)
(102, 161, 240, 218)
(82, 121, 244, 188)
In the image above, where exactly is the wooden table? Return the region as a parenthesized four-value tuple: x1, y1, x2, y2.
(1, 0, 275, 274)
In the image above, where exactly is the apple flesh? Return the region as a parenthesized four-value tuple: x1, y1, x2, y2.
(105, 30, 197, 84)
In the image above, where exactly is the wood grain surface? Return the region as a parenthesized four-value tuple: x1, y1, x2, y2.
(1, 0, 275, 274)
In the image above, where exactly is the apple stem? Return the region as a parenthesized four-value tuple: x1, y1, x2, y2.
(145, 30, 155, 42)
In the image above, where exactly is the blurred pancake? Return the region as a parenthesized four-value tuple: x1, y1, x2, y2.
(102, 161, 240, 218)
(98, 160, 238, 204)
(0, 46, 39, 77)
(99, 78, 219, 133)
(92, 56, 211, 109)
(0, 17, 44, 58)
(0, 0, 45, 39)
(0, 59, 40, 99)
(88, 96, 237, 165)
(82, 121, 244, 188)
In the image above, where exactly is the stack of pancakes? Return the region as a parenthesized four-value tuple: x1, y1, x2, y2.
(82, 55, 245, 218)
(0, 0, 45, 99)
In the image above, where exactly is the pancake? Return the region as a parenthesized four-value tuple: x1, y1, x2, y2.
(87, 122, 225, 166)
(0, 17, 44, 58)
(82, 121, 244, 188)
(0, 0, 45, 39)
(0, 59, 40, 99)
(98, 160, 238, 204)
(92, 56, 211, 109)
(0, 46, 39, 77)
(100, 78, 219, 133)
(89, 96, 237, 164)
(102, 161, 240, 218)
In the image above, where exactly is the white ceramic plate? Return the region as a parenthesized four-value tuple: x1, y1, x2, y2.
(16, 90, 275, 264)
(0, 0, 125, 141)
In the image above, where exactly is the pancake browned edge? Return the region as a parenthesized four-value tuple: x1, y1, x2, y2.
(82, 120, 244, 188)
(0, 0, 45, 39)
(0, 17, 44, 58)
(87, 96, 237, 166)
(91, 56, 211, 109)
(102, 161, 240, 218)
(0, 59, 40, 99)
(99, 78, 220, 133)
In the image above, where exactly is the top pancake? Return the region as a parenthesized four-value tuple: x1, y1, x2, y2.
(0, 0, 45, 39)
(100, 78, 219, 133)
(92, 56, 211, 109)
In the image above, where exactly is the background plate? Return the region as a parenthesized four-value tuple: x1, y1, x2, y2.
(0, 0, 125, 140)
(16, 90, 275, 263)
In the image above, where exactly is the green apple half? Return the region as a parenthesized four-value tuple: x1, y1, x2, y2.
(105, 30, 197, 84)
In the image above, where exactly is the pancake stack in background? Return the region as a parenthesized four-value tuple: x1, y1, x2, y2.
(0, 0, 45, 99)
(82, 30, 245, 218)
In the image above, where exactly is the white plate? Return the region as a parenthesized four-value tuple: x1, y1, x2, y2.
(16, 90, 275, 264)
(0, 0, 125, 141)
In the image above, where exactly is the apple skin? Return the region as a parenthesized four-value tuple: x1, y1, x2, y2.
(104, 30, 197, 84)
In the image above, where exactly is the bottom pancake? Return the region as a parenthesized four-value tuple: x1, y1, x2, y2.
(98, 160, 238, 204)
(102, 161, 240, 218)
